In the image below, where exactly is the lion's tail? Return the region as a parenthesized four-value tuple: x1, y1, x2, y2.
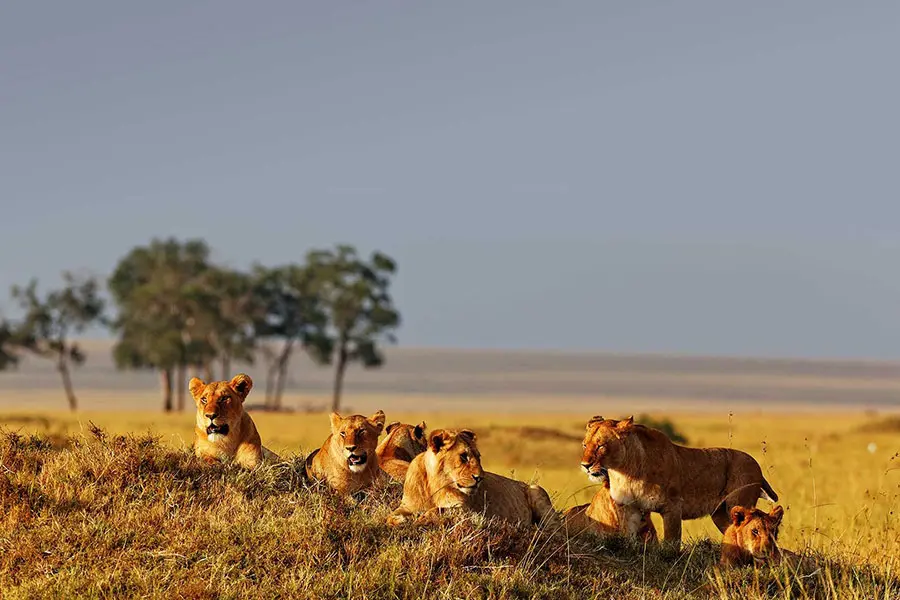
(760, 477, 778, 503)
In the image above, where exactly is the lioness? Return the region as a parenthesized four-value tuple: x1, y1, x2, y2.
(720, 505, 784, 567)
(376, 420, 428, 482)
(387, 428, 561, 529)
(564, 470, 657, 544)
(305, 410, 386, 495)
(190, 373, 279, 469)
(580, 415, 778, 548)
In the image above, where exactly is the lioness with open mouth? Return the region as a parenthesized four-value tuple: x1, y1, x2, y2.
(305, 410, 387, 495)
(190, 373, 279, 469)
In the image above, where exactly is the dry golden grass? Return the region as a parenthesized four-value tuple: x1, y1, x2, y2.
(1, 395, 899, 598)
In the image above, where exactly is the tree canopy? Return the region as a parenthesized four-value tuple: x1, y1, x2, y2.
(3, 238, 401, 412)
(10, 272, 105, 411)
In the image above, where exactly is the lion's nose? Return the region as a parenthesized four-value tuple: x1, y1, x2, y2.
(205, 412, 217, 421)
(472, 474, 483, 484)
(580, 462, 592, 471)
(345, 445, 357, 452)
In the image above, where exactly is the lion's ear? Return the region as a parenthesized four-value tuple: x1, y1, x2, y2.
(414, 421, 427, 440)
(429, 429, 452, 453)
(329, 412, 343, 433)
(730, 506, 748, 526)
(617, 416, 634, 431)
(457, 429, 477, 445)
(385, 421, 400, 435)
(587, 415, 604, 430)
(769, 505, 784, 526)
(228, 373, 253, 401)
(369, 410, 386, 433)
(189, 377, 206, 399)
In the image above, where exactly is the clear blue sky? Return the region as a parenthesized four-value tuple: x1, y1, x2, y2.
(2, 2, 899, 358)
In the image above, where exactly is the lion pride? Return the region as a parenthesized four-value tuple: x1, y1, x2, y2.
(720, 505, 785, 567)
(580, 415, 778, 548)
(305, 410, 386, 495)
(376, 420, 428, 482)
(564, 470, 657, 544)
(387, 428, 561, 529)
(189, 373, 279, 469)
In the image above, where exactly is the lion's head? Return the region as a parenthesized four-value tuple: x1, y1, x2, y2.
(726, 505, 784, 563)
(189, 373, 253, 442)
(425, 428, 484, 497)
(329, 410, 386, 473)
(579, 415, 635, 481)
(380, 420, 428, 461)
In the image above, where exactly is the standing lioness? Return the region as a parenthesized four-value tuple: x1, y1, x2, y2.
(190, 373, 279, 469)
(580, 416, 778, 548)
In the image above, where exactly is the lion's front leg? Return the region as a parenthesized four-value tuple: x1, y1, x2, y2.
(234, 443, 263, 469)
(661, 505, 683, 549)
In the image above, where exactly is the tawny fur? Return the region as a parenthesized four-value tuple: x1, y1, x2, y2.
(580, 415, 778, 548)
(720, 505, 784, 567)
(190, 373, 279, 469)
(376, 420, 428, 482)
(564, 475, 658, 544)
(306, 410, 386, 495)
(387, 428, 561, 529)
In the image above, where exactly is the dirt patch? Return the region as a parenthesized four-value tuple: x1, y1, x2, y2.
(855, 417, 900, 434)
(481, 426, 582, 443)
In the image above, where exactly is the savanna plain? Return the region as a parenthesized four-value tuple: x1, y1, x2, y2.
(2, 346, 899, 599)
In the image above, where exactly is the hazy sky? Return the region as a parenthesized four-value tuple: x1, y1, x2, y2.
(2, 2, 900, 358)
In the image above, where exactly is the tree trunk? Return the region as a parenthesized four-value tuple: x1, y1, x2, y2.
(176, 363, 187, 411)
(273, 345, 293, 411)
(203, 362, 214, 382)
(57, 354, 77, 412)
(264, 341, 294, 411)
(161, 369, 174, 412)
(265, 360, 278, 409)
(221, 355, 231, 380)
(331, 343, 348, 413)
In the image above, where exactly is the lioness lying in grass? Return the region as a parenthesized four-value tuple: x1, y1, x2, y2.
(387, 428, 561, 529)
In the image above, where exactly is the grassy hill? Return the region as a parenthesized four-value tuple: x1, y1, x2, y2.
(2, 410, 899, 599)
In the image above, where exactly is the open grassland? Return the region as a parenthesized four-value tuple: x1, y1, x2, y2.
(2, 402, 899, 598)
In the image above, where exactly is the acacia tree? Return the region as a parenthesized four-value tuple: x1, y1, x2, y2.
(306, 245, 400, 412)
(0, 319, 22, 372)
(108, 238, 216, 412)
(253, 264, 332, 410)
(10, 273, 105, 411)
(201, 267, 261, 380)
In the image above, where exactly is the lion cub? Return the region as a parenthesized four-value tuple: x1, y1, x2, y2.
(190, 373, 278, 469)
(580, 415, 778, 549)
(720, 505, 784, 567)
(376, 420, 428, 482)
(565, 470, 657, 544)
(387, 428, 561, 529)
(305, 410, 386, 495)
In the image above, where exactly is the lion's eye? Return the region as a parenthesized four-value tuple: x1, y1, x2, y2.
(751, 528, 759, 537)
(460, 452, 469, 463)
(340, 432, 346, 439)
(582, 443, 586, 449)
(200, 397, 207, 405)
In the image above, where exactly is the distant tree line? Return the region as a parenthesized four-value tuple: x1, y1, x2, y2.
(0, 238, 400, 413)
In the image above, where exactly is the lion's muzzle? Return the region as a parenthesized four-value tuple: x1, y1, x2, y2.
(206, 422, 230, 437)
(582, 463, 608, 484)
(456, 474, 482, 495)
(347, 451, 368, 473)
